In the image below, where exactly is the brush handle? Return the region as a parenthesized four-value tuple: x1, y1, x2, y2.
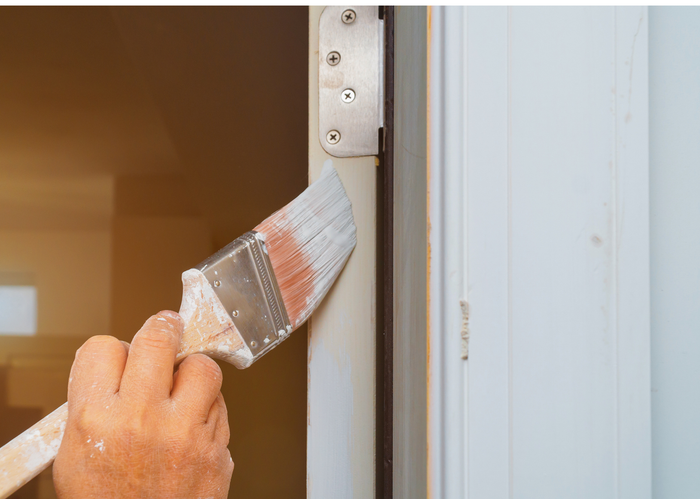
(0, 402, 67, 498)
(0, 269, 249, 499)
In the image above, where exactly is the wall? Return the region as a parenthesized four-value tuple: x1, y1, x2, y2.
(649, 7, 700, 499)
(0, 230, 111, 338)
(0, 7, 309, 499)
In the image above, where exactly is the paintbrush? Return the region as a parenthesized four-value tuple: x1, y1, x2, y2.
(0, 164, 356, 498)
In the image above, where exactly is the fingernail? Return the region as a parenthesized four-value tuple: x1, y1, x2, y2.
(159, 310, 183, 323)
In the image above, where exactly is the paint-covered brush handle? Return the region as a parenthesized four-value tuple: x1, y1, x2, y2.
(0, 402, 67, 498)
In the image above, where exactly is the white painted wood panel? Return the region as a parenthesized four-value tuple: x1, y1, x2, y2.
(307, 7, 377, 499)
(649, 7, 700, 499)
(464, 8, 511, 499)
(429, 7, 651, 498)
(394, 6, 428, 499)
(428, 7, 468, 499)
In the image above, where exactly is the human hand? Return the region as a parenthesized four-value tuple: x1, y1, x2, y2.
(53, 311, 234, 499)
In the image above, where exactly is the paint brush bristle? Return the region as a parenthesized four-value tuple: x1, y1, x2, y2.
(255, 163, 356, 330)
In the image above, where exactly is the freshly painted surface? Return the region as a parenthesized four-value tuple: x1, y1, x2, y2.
(429, 7, 651, 498)
(464, 9, 510, 498)
(649, 7, 700, 498)
(307, 7, 377, 499)
(394, 6, 428, 499)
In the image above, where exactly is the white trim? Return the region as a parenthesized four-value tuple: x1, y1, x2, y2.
(428, 7, 651, 498)
(428, 7, 468, 498)
(307, 7, 377, 499)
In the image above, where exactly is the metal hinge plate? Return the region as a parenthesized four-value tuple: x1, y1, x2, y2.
(318, 6, 384, 158)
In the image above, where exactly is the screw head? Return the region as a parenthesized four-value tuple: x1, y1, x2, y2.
(342, 9, 356, 24)
(326, 51, 341, 66)
(341, 88, 356, 103)
(326, 130, 341, 144)
(213, 280, 221, 287)
(232, 310, 239, 317)
(250, 340, 257, 348)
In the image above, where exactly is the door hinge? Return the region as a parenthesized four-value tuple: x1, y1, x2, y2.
(318, 6, 384, 158)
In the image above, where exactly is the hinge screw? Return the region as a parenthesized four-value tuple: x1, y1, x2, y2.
(326, 51, 341, 66)
(326, 130, 341, 144)
(232, 310, 239, 317)
(342, 9, 356, 24)
(341, 88, 356, 103)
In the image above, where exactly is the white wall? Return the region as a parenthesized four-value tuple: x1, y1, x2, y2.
(649, 7, 700, 499)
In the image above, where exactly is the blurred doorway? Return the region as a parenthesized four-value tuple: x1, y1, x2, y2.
(0, 7, 308, 498)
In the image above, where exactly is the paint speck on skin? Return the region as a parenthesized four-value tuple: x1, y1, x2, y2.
(156, 317, 167, 322)
(94, 440, 105, 452)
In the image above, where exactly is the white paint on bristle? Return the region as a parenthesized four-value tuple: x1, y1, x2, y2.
(256, 161, 357, 328)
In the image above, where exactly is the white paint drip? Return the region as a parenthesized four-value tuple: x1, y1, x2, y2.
(460, 299, 469, 360)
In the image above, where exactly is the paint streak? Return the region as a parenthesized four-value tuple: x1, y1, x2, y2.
(460, 300, 470, 360)
(307, 337, 354, 499)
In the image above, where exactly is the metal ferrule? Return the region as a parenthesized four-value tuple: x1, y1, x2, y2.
(195, 231, 291, 361)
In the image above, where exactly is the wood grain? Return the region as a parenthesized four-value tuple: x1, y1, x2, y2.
(0, 269, 248, 499)
(307, 7, 378, 499)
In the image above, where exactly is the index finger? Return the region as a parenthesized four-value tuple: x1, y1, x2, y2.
(119, 311, 183, 401)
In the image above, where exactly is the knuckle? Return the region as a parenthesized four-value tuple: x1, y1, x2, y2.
(153, 311, 184, 331)
(70, 404, 106, 435)
(188, 354, 222, 382)
(79, 335, 122, 357)
(135, 327, 177, 350)
(217, 392, 228, 413)
(218, 420, 231, 444)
